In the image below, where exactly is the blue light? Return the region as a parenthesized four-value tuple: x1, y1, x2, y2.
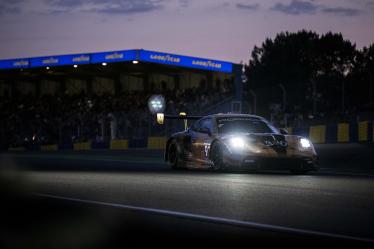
(30, 53, 91, 68)
(90, 50, 137, 63)
(140, 50, 233, 73)
(0, 58, 29, 69)
(0, 49, 233, 73)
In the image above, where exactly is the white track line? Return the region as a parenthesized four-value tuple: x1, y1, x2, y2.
(34, 193, 374, 243)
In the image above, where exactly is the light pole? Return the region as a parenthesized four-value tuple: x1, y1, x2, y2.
(341, 80, 345, 113)
(342, 67, 350, 113)
(311, 70, 325, 115)
(233, 64, 244, 113)
(249, 90, 257, 114)
(369, 72, 373, 104)
(311, 79, 317, 115)
(279, 84, 287, 111)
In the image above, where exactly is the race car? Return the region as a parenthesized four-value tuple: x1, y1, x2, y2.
(164, 113, 319, 174)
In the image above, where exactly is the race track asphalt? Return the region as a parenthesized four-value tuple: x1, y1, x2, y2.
(1, 147, 374, 248)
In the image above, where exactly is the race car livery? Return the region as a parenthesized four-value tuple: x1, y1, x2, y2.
(164, 114, 319, 174)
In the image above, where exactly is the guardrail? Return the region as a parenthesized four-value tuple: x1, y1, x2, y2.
(285, 121, 373, 144)
(6, 121, 373, 152)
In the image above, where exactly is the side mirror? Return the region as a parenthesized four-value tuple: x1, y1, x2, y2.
(279, 128, 289, 135)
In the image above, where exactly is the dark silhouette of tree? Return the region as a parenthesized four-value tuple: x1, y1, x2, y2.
(246, 30, 358, 116)
(362, 44, 374, 105)
(248, 30, 318, 90)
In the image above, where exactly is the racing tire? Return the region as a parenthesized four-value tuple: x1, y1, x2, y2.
(290, 164, 310, 175)
(290, 169, 309, 175)
(168, 142, 180, 170)
(210, 142, 227, 171)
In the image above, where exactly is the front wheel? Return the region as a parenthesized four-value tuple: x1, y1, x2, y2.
(210, 143, 227, 171)
(290, 169, 309, 175)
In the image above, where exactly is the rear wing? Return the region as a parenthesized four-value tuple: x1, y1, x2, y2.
(156, 112, 202, 129)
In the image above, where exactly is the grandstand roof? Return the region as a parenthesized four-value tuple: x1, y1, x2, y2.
(0, 49, 233, 73)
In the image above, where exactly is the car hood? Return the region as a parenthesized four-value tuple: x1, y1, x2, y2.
(219, 132, 287, 143)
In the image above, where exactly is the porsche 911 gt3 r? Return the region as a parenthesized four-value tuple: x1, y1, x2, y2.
(164, 114, 319, 174)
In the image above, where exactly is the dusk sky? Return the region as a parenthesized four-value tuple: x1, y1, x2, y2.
(0, 0, 374, 63)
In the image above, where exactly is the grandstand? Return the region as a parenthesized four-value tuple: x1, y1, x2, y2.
(0, 49, 243, 150)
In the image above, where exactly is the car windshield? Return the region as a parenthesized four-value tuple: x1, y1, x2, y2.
(217, 117, 277, 134)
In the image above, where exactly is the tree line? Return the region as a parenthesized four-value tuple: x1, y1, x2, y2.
(245, 30, 374, 118)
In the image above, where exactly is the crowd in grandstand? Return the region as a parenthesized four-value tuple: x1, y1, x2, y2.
(0, 83, 233, 148)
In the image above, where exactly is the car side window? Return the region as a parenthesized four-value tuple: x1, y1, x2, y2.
(191, 120, 202, 131)
(200, 118, 213, 132)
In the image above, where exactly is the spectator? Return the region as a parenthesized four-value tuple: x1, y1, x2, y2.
(0, 83, 233, 148)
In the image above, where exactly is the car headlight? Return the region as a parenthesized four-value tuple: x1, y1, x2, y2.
(300, 138, 311, 148)
(229, 137, 246, 150)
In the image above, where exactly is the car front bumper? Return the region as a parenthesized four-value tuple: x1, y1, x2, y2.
(223, 152, 319, 171)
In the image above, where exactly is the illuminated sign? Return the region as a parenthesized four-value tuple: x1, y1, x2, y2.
(90, 50, 137, 63)
(30, 54, 91, 67)
(140, 50, 232, 73)
(156, 113, 165, 125)
(72, 55, 90, 63)
(0, 59, 29, 69)
(0, 49, 233, 73)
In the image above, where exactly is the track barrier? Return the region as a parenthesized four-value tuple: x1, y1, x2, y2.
(6, 121, 374, 151)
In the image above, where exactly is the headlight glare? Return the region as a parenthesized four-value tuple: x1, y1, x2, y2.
(229, 137, 245, 150)
(300, 138, 311, 148)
